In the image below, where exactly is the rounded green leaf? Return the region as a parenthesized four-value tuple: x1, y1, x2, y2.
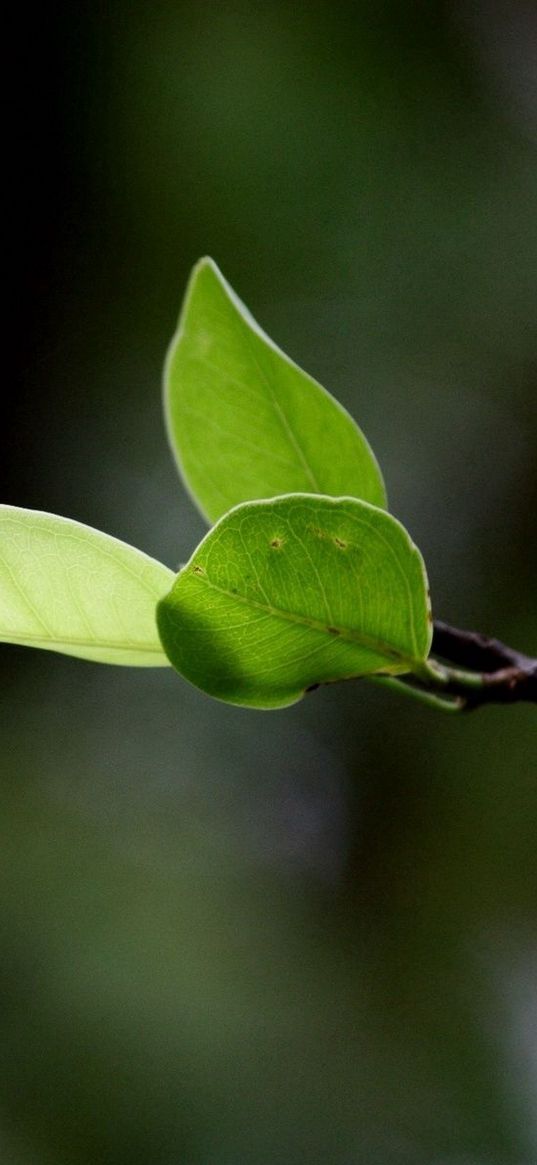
(157, 495, 432, 709)
(164, 259, 386, 522)
(0, 506, 174, 665)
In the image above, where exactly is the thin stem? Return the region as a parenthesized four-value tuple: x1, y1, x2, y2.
(377, 675, 465, 714)
(415, 658, 485, 691)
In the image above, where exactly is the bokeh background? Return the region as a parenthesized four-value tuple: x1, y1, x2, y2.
(3, 2, 537, 1162)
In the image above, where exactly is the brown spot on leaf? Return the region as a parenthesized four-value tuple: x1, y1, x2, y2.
(333, 537, 347, 550)
(327, 626, 340, 636)
(270, 537, 284, 549)
(192, 564, 206, 576)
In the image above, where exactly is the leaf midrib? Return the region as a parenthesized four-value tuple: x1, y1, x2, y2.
(189, 571, 418, 669)
(232, 299, 322, 493)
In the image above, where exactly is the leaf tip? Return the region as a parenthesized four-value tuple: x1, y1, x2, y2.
(192, 255, 224, 285)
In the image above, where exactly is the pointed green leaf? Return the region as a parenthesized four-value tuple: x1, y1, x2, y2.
(157, 495, 432, 709)
(0, 506, 174, 665)
(164, 259, 386, 522)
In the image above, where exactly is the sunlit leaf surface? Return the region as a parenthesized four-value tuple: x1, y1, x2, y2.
(0, 506, 173, 665)
(164, 259, 386, 522)
(158, 494, 431, 708)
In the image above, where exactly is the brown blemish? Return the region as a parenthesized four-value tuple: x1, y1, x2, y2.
(327, 626, 340, 636)
(308, 526, 350, 550)
(192, 564, 206, 576)
(270, 537, 284, 549)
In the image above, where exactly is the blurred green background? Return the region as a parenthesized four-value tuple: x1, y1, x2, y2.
(3, 2, 537, 1162)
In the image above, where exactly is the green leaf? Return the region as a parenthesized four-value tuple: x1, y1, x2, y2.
(164, 258, 386, 523)
(0, 506, 174, 666)
(157, 494, 432, 709)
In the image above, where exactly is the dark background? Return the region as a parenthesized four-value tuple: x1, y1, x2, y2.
(3, 2, 537, 1162)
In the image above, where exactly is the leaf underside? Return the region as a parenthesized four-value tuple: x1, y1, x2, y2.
(158, 494, 432, 709)
(0, 506, 174, 665)
(164, 258, 387, 523)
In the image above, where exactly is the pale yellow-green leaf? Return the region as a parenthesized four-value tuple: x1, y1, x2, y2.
(0, 506, 173, 665)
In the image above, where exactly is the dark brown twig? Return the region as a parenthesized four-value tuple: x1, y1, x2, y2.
(405, 620, 537, 711)
(432, 620, 535, 676)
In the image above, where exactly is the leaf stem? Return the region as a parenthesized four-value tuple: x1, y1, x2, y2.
(376, 675, 465, 714)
